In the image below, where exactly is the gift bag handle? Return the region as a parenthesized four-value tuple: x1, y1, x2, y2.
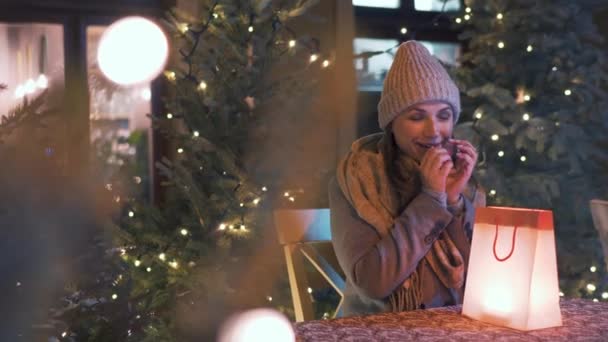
(493, 220, 518, 262)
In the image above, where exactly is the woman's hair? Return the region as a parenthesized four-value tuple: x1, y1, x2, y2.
(381, 123, 421, 210)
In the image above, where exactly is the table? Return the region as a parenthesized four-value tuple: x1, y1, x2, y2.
(295, 299, 608, 341)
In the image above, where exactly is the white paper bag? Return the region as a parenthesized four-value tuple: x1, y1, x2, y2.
(462, 206, 562, 331)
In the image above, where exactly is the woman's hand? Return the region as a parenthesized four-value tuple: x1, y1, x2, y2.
(420, 147, 453, 194)
(446, 139, 478, 204)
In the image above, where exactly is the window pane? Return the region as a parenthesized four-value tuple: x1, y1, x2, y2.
(354, 38, 399, 92)
(419, 40, 461, 65)
(87, 26, 153, 199)
(352, 0, 400, 9)
(414, 0, 461, 12)
(0, 23, 64, 115)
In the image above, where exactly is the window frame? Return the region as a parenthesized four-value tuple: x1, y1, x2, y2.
(0, 1, 172, 204)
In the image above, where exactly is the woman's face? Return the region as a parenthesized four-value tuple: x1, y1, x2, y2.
(392, 101, 454, 162)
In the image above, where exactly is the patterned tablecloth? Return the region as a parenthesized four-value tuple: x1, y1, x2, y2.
(295, 299, 608, 341)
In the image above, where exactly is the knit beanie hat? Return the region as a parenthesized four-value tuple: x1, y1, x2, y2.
(377, 41, 461, 130)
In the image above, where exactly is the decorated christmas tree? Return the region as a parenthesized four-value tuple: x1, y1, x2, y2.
(451, 0, 608, 299)
(51, 1, 326, 340)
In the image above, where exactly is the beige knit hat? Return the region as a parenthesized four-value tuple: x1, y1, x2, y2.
(377, 40, 461, 130)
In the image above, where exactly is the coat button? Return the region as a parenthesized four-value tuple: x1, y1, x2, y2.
(424, 235, 434, 245)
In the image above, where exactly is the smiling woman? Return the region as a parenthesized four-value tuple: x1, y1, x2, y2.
(329, 40, 485, 317)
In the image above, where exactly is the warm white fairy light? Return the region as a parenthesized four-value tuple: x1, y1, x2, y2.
(475, 112, 483, 119)
(178, 23, 189, 33)
(498, 151, 505, 157)
(169, 260, 179, 269)
(455, 17, 462, 23)
(262, 186, 268, 192)
(496, 13, 503, 20)
(253, 198, 261, 205)
(289, 197, 295, 202)
(591, 266, 597, 272)
(322, 60, 330, 68)
(526, 45, 533, 52)
(310, 54, 318, 63)
(248, 26, 254, 33)
(400, 27, 407, 35)
(213, 13, 219, 19)
(288, 40, 296, 48)
(564, 89, 572, 96)
(602, 292, 608, 299)
(240, 224, 247, 231)
(112, 294, 118, 300)
(491, 134, 499, 141)
(24, 79, 36, 94)
(559, 291, 564, 297)
(198, 81, 207, 91)
(146, 267, 152, 272)
(166, 113, 173, 119)
(219, 223, 227, 230)
(593, 298, 599, 302)
(465, 7, 471, 13)
(134, 260, 141, 267)
(165, 71, 176, 81)
(307, 287, 313, 294)
(229, 225, 235, 230)
(284, 192, 290, 197)
(552, 66, 558, 71)
(159, 253, 166, 261)
(464, 14, 471, 20)
(62, 332, 68, 338)
(177, 148, 184, 154)
(524, 94, 531, 101)
(267, 296, 273, 302)
(587, 284, 597, 292)
(180, 228, 188, 236)
(497, 41, 505, 49)
(37, 74, 49, 89)
(193, 131, 199, 137)
(128, 211, 134, 217)
(523, 113, 530, 121)
(520, 156, 527, 162)
(490, 189, 497, 196)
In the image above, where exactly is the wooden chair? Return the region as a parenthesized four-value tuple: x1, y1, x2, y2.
(273, 208, 345, 322)
(590, 199, 608, 271)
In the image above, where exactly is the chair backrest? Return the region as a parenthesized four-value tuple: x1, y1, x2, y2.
(273, 208, 345, 322)
(274, 208, 331, 245)
(590, 199, 608, 270)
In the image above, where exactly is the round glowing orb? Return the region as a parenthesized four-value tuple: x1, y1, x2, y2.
(218, 308, 295, 342)
(98, 17, 169, 86)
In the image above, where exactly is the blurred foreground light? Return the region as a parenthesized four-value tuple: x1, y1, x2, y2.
(218, 308, 295, 342)
(98, 16, 169, 85)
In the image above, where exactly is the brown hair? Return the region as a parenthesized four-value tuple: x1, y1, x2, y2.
(380, 123, 421, 211)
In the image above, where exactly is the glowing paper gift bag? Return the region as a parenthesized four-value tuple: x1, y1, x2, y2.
(462, 206, 562, 331)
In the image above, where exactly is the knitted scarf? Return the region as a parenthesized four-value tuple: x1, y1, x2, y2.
(336, 133, 466, 312)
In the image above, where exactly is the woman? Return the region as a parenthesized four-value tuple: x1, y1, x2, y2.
(329, 41, 485, 316)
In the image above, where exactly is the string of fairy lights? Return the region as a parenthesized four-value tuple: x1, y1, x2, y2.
(455, 7, 576, 202)
(80, 5, 337, 337)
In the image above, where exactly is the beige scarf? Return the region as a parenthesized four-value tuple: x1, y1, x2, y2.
(336, 133, 466, 312)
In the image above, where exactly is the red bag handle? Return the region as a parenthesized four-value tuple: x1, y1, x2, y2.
(493, 220, 518, 262)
